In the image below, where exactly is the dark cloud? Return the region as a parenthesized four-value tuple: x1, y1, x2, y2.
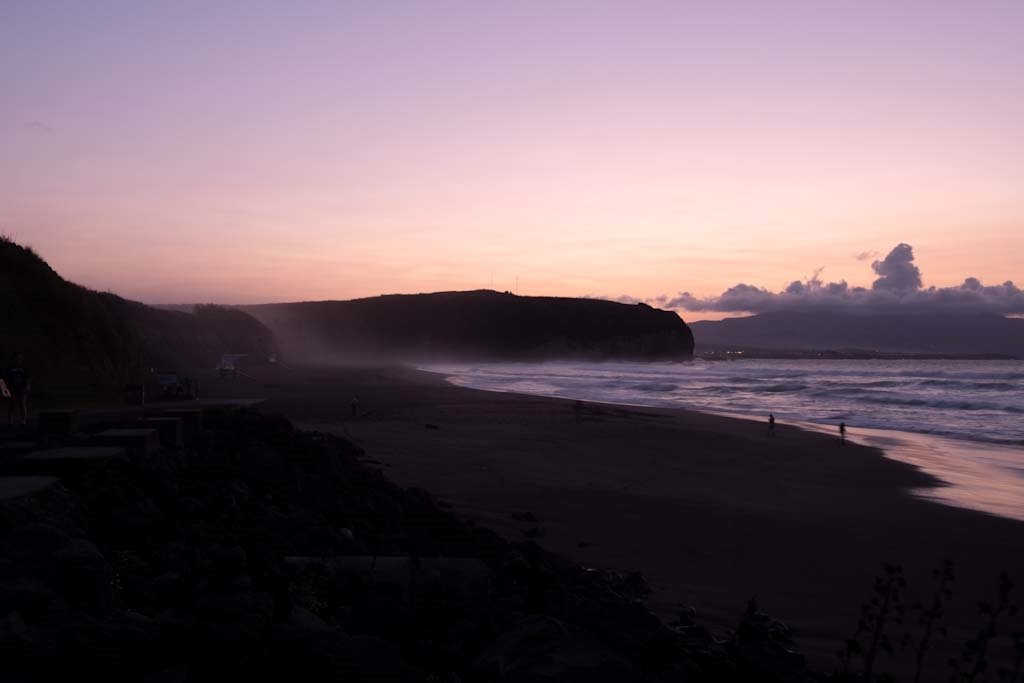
(871, 242, 921, 293)
(855, 250, 880, 261)
(635, 243, 1024, 315)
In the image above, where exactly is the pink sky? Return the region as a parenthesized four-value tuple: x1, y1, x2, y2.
(3, 2, 1021, 320)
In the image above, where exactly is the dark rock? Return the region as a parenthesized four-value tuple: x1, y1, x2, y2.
(208, 544, 247, 578)
(137, 418, 183, 450)
(56, 538, 114, 614)
(4, 522, 71, 554)
(351, 593, 408, 640)
(475, 614, 639, 682)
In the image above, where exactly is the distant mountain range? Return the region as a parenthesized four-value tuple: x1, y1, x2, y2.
(689, 311, 1024, 358)
(246, 291, 694, 362)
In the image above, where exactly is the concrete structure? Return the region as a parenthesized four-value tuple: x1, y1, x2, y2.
(154, 408, 203, 436)
(10, 447, 130, 477)
(91, 429, 160, 460)
(137, 417, 183, 450)
(0, 441, 40, 459)
(36, 409, 80, 436)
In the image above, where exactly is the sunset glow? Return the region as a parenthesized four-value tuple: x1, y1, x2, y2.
(3, 2, 1021, 318)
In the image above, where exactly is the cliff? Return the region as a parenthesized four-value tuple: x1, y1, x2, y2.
(246, 290, 694, 362)
(0, 237, 277, 400)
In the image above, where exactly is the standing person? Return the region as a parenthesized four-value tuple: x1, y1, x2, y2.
(574, 400, 583, 424)
(351, 395, 360, 418)
(839, 421, 847, 445)
(5, 353, 30, 426)
(768, 413, 776, 437)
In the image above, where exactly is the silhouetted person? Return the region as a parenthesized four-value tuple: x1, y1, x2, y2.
(351, 395, 360, 417)
(5, 353, 30, 426)
(574, 400, 583, 423)
(768, 413, 776, 437)
(839, 421, 846, 445)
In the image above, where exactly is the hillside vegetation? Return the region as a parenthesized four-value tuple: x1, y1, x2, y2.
(0, 237, 277, 402)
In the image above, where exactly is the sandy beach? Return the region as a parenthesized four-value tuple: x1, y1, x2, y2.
(204, 362, 1024, 675)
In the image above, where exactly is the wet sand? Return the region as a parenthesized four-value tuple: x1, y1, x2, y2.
(204, 363, 1024, 675)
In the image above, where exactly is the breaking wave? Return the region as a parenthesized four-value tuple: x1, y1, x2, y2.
(430, 359, 1024, 446)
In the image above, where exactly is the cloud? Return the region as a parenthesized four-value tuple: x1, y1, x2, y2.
(870, 242, 921, 293)
(24, 120, 54, 133)
(625, 243, 1024, 316)
(855, 250, 880, 261)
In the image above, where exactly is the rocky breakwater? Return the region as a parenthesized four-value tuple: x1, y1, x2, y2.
(0, 409, 814, 682)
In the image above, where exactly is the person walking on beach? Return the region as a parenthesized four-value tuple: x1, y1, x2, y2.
(839, 421, 846, 445)
(351, 395, 360, 418)
(5, 353, 30, 426)
(768, 413, 776, 437)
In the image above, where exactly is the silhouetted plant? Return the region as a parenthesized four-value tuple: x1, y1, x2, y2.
(838, 626, 865, 679)
(902, 559, 955, 683)
(863, 563, 907, 681)
(837, 563, 907, 682)
(949, 571, 1016, 682)
(1007, 627, 1024, 683)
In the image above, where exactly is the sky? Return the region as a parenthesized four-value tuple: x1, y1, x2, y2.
(2, 1, 1022, 320)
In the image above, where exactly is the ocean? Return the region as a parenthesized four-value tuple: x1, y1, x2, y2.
(426, 359, 1024, 521)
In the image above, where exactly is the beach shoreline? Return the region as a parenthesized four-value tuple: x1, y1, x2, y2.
(201, 362, 1024, 676)
(429, 362, 1024, 524)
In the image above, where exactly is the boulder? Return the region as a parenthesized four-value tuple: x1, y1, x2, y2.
(55, 538, 114, 614)
(475, 614, 639, 682)
(0, 476, 83, 534)
(285, 556, 491, 608)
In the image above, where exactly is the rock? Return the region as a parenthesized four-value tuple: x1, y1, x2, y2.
(208, 544, 247, 578)
(193, 586, 273, 635)
(285, 556, 491, 609)
(287, 604, 330, 630)
(351, 593, 408, 639)
(156, 542, 197, 576)
(0, 441, 39, 458)
(10, 447, 130, 479)
(0, 578, 68, 623)
(36, 410, 80, 437)
(157, 408, 203, 436)
(475, 614, 639, 682)
(340, 635, 429, 682)
(144, 666, 190, 683)
(90, 429, 160, 461)
(0, 476, 82, 534)
(723, 598, 808, 683)
(4, 522, 71, 554)
(55, 538, 114, 614)
(137, 418, 183, 451)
